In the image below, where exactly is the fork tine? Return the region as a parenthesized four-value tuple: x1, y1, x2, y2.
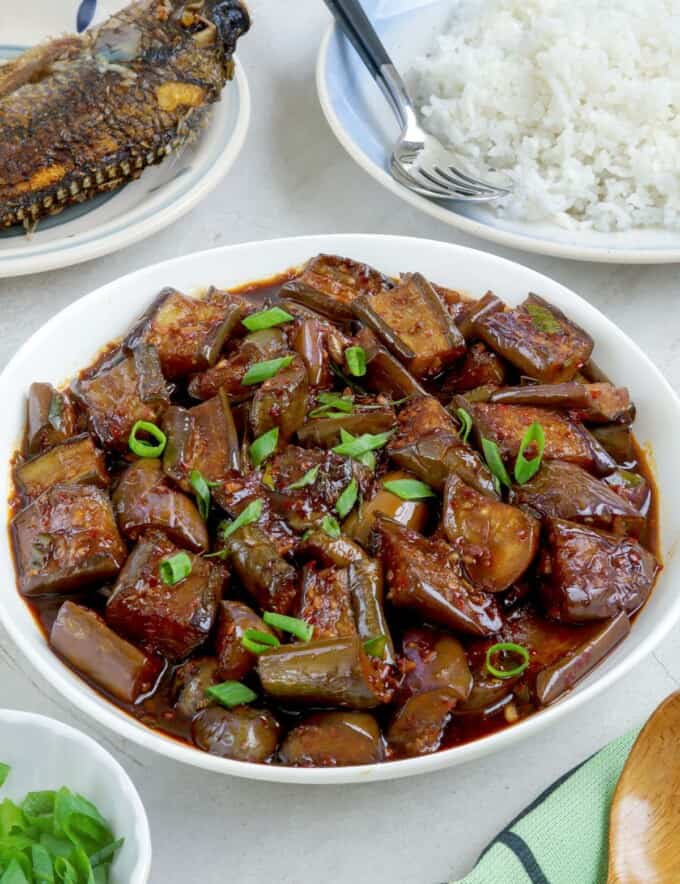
(418, 167, 482, 197)
(440, 164, 511, 195)
(392, 160, 458, 198)
(431, 165, 500, 196)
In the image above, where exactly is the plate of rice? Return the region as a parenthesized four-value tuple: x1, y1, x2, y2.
(317, 0, 680, 263)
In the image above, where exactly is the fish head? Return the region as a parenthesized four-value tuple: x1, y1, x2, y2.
(173, 0, 250, 54)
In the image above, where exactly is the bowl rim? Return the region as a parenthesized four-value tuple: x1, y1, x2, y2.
(2, 233, 680, 784)
(0, 708, 152, 881)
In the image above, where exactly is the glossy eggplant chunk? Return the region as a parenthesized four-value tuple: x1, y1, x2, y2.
(348, 558, 395, 665)
(187, 328, 288, 401)
(603, 469, 651, 515)
(591, 423, 635, 465)
(343, 470, 430, 547)
(71, 346, 171, 451)
(540, 518, 659, 623)
(215, 601, 274, 681)
(296, 530, 367, 568)
(298, 565, 356, 640)
(112, 458, 209, 552)
(172, 657, 219, 718)
(280, 253, 391, 321)
(353, 273, 465, 378)
(296, 405, 396, 448)
(456, 291, 505, 340)
(452, 664, 518, 718)
(14, 434, 108, 501)
(250, 355, 309, 441)
(440, 343, 507, 397)
(225, 524, 298, 614)
(476, 294, 593, 383)
(490, 382, 633, 425)
(106, 533, 225, 661)
(279, 711, 384, 767)
(386, 690, 457, 758)
(466, 402, 616, 476)
(509, 461, 645, 536)
(25, 383, 77, 455)
(257, 636, 391, 708)
(125, 287, 248, 379)
(50, 601, 162, 704)
(535, 612, 631, 705)
(192, 706, 281, 762)
(12, 484, 126, 596)
(400, 627, 472, 702)
(292, 317, 331, 388)
(212, 473, 295, 557)
(355, 328, 427, 400)
(377, 517, 503, 637)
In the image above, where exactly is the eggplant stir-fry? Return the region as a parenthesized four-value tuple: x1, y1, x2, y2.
(9, 255, 660, 767)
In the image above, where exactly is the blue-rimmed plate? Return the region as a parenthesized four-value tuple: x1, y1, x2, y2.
(0, 1, 250, 278)
(317, 0, 680, 264)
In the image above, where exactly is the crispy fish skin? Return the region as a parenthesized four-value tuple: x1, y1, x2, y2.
(0, 0, 250, 228)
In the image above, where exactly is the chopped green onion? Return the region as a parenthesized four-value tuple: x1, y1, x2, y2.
(345, 346, 367, 377)
(332, 430, 392, 460)
(242, 629, 281, 654)
(263, 612, 314, 642)
(338, 429, 377, 471)
(383, 478, 435, 500)
(321, 514, 341, 538)
(128, 420, 167, 458)
(481, 437, 512, 490)
(309, 392, 354, 418)
(456, 407, 473, 444)
(250, 427, 279, 466)
(206, 681, 257, 708)
(514, 422, 545, 485)
(261, 464, 275, 490)
(221, 498, 264, 541)
(329, 361, 366, 393)
(617, 469, 643, 487)
(335, 478, 358, 519)
(0, 763, 9, 788)
(485, 642, 530, 679)
(242, 306, 294, 332)
(287, 464, 321, 490)
(363, 635, 387, 659)
(160, 552, 192, 586)
(190, 469, 219, 520)
(242, 356, 294, 386)
(526, 302, 562, 334)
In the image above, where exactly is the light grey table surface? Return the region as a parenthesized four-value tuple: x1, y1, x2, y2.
(2, 3, 680, 882)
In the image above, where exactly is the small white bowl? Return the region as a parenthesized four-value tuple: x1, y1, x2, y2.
(0, 709, 151, 883)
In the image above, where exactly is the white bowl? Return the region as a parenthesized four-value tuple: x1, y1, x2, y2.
(1, 234, 679, 784)
(0, 709, 151, 882)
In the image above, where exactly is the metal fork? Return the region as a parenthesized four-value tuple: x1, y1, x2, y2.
(323, 0, 511, 202)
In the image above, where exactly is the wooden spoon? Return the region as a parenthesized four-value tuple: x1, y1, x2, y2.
(607, 691, 680, 883)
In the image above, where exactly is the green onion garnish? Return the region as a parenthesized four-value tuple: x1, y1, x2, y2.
(481, 437, 512, 491)
(160, 552, 192, 586)
(526, 302, 562, 334)
(514, 422, 545, 485)
(485, 642, 530, 679)
(287, 464, 321, 490)
(128, 420, 167, 458)
(190, 469, 219, 520)
(309, 392, 354, 419)
(345, 345, 367, 377)
(332, 430, 392, 460)
(263, 612, 314, 642)
(383, 478, 435, 500)
(206, 681, 257, 708)
(242, 629, 281, 654)
(250, 427, 279, 466)
(242, 356, 294, 386)
(363, 635, 387, 659)
(321, 514, 341, 538)
(335, 478, 358, 518)
(221, 498, 264, 541)
(329, 361, 366, 394)
(242, 306, 294, 332)
(338, 429, 377, 471)
(456, 407, 473, 444)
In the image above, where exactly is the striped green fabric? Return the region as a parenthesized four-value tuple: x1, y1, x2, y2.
(451, 729, 639, 884)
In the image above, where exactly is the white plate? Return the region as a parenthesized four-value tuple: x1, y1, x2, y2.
(1, 234, 679, 784)
(0, 1, 250, 278)
(0, 709, 151, 883)
(317, 0, 680, 264)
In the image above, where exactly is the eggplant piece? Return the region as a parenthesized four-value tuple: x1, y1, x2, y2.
(112, 458, 209, 552)
(386, 690, 457, 758)
(106, 532, 225, 661)
(355, 327, 427, 400)
(71, 345, 171, 451)
(172, 657, 219, 718)
(343, 470, 430, 547)
(352, 273, 465, 378)
(257, 636, 392, 708)
(299, 565, 357, 639)
(296, 406, 396, 448)
(456, 291, 505, 340)
(377, 517, 503, 636)
(443, 474, 540, 592)
(125, 287, 248, 379)
(14, 434, 108, 501)
(348, 558, 395, 665)
(535, 612, 631, 706)
(25, 382, 77, 455)
(292, 318, 331, 388)
(603, 469, 652, 515)
(215, 601, 275, 681)
(224, 524, 298, 614)
(212, 473, 296, 557)
(296, 531, 368, 568)
(280, 253, 391, 322)
(452, 664, 518, 718)
(400, 627, 472, 702)
(591, 424, 635, 466)
(187, 328, 288, 401)
(11, 484, 126, 596)
(279, 711, 384, 767)
(192, 706, 281, 762)
(50, 601, 162, 704)
(509, 461, 645, 536)
(490, 382, 633, 425)
(440, 343, 507, 396)
(250, 354, 309, 441)
(162, 388, 241, 491)
(466, 402, 616, 476)
(539, 518, 659, 623)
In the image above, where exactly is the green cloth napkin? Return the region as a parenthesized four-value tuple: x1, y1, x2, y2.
(450, 729, 640, 884)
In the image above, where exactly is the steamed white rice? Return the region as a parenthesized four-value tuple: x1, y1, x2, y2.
(409, 0, 680, 231)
